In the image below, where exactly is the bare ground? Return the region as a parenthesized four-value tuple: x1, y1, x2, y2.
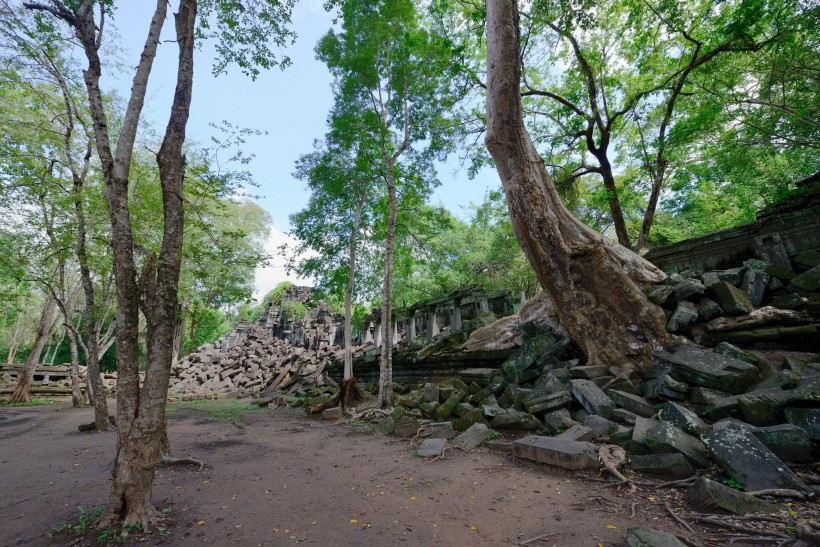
(0, 400, 815, 546)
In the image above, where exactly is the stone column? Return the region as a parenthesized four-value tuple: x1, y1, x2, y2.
(479, 298, 489, 313)
(451, 300, 463, 333)
(392, 319, 398, 346)
(428, 307, 439, 339)
(374, 320, 382, 348)
(408, 312, 416, 342)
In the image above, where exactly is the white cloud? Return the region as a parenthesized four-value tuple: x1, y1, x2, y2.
(253, 227, 315, 299)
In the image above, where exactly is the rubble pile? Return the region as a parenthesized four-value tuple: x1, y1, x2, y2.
(168, 326, 360, 401)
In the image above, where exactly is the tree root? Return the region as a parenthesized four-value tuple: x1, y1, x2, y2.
(158, 454, 205, 471)
(747, 489, 807, 500)
(654, 477, 697, 489)
(598, 445, 636, 494)
(349, 408, 390, 421)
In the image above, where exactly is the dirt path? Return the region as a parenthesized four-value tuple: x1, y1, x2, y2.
(0, 400, 804, 546)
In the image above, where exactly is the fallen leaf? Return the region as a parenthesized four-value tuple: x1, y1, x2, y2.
(606, 524, 617, 529)
(409, 496, 416, 500)
(470, 525, 478, 531)
(198, 520, 205, 525)
(350, 519, 358, 524)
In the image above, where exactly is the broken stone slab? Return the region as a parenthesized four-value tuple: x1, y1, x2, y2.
(436, 391, 466, 420)
(740, 268, 770, 307)
(645, 422, 710, 468)
(690, 387, 729, 406)
(784, 407, 820, 441)
(374, 416, 396, 435)
(631, 417, 661, 456)
(707, 422, 811, 495)
(790, 264, 820, 292)
(793, 250, 820, 270)
(453, 407, 488, 432)
(772, 293, 807, 309)
(512, 436, 598, 470)
(698, 298, 723, 321)
(322, 407, 343, 420)
(490, 410, 543, 431)
(555, 424, 596, 442)
(393, 416, 419, 438)
(629, 453, 695, 480)
(427, 421, 456, 439)
(653, 346, 759, 394)
(584, 414, 617, 436)
(522, 389, 572, 415)
(542, 408, 576, 433)
(611, 407, 640, 426)
(672, 279, 705, 303)
(452, 423, 494, 451)
(738, 389, 797, 427)
(660, 402, 710, 437)
(713, 281, 755, 315)
(570, 379, 615, 418)
(645, 285, 676, 305)
(713, 341, 774, 379)
(626, 527, 687, 547)
(642, 374, 688, 401)
(458, 368, 498, 386)
(469, 376, 507, 404)
(417, 438, 447, 458)
(569, 364, 609, 379)
(753, 423, 814, 463)
(419, 401, 440, 419)
(686, 477, 777, 515)
(423, 383, 440, 402)
(501, 334, 563, 384)
(667, 301, 699, 333)
(607, 390, 657, 418)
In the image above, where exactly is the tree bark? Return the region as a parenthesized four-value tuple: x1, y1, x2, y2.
(67, 327, 83, 407)
(344, 195, 364, 381)
(596, 155, 631, 248)
(377, 160, 397, 408)
(9, 296, 57, 403)
(484, 0, 671, 376)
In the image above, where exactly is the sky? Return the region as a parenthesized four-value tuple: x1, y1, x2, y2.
(100, 1, 500, 299)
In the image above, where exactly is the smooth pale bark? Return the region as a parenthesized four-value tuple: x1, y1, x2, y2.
(377, 160, 397, 407)
(343, 195, 365, 381)
(484, 0, 671, 376)
(9, 296, 57, 403)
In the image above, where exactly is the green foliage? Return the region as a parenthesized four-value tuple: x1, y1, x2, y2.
(280, 300, 308, 322)
(2, 397, 57, 407)
(167, 399, 260, 428)
(53, 505, 104, 536)
(265, 281, 294, 307)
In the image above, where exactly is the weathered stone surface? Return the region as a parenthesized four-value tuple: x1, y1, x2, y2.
(608, 390, 657, 418)
(611, 408, 640, 426)
(630, 453, 695, 479)
(740, 268, 770, 307)
(393, 416, 419, 438)
(501, 334, 564, 384)
(522, 389, 572, 415)
(323, 407, 343, 420)
(667, 301, 699, 333)
(645, 284, 676, 305)
(645, 422, 710, 467)
(570, 365, 609, 379)
(631, 417, 661, 455)
(469, 376, 507, 404)
(458, 368, 498, 386)
(423, 383, 440, 402)
(707, 422, 811, 495)
(490, 410, 542, 431)
(705, 394, 743, 421)
(753, 423, 814, 463)
(686, 477, 777, 515)
(793, 250, 820, 270)
(690, 387, 729, 406)
(672, 279, 705, 302)
(542, 408, 576, 433)
(642, 375, 688, 401)
(653, 346, 759, 394)
(436, 391, 466, 420)
(790, 264, 820, 292)
(453, 408, 488, 433)
(626, 527, 686, 547)
(697, 298, 723, 321)
(428, 421, 456, 439)
(771, 293, 806, 310)
(570, 379, 615, 418)
(784, 407, 820, 441)
(452, 423, 494, 451)
(660, 402, 710, 437)
(417, 438, 447, 458)
(555, 424, 596, 442)
(374, 417, 395, 435)
(713, 281, 755, 315)
(513, 436, 598, 470)
(738, 389, 796, 426)
(419, 400, 440, 418)
(584, 415, 617, 436)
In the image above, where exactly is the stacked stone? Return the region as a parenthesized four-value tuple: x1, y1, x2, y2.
(168, 326, 349, 401)
(644, 250, 820, 347)
(381, 327, 819, 502)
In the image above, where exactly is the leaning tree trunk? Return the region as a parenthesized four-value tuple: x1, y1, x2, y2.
(9, 296, 57, 403)
(67, 329, 84, 407)
(377, 163, 398, 408)
(484, 0, 671, 376)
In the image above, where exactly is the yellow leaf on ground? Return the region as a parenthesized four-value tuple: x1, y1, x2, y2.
(410, 496, 416, 500)
(606, 524, 617, 529)
(350, 519, 358, 524)
(470, 525, 478, 531)
(198, 520, 205, 525)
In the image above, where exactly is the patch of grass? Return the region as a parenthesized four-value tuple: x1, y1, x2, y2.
(486, 430, 502, 440)
(53, 505, 104, 536)
(2, 397, 58, 407)
(719, 477, 743, 490)
(167, 399, 259, 428)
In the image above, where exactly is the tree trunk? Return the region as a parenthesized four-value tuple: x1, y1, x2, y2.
(9, 296, 57, 403)
(344, 196, 364, 381)
(484, 0, 670, 377)
(67, 328, 84, 407)
(636, 161, 666, 255)
(172, 313, 185, 367)
(98, 0, 196, 528)
(6, 309, 24, 364)
(377, 162, 397, 408)
(48, 326, 66, 365)
(597, 157, 632, 248)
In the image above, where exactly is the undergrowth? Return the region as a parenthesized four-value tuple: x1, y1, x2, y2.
(166, 399, 259, 428)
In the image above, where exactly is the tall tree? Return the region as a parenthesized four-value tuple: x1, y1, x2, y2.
(24, 0, 295, 528)
(484, 0, 671, 377)
(317, 0, 462, 406)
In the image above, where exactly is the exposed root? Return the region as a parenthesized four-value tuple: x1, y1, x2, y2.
(598, 445, 636, 494)
(159, 454, 205, 471)
(654, 477, 697, 489)
(665, 502, 695, 534)
(747, 489, 806, 500)
(350, 408, 390, 421)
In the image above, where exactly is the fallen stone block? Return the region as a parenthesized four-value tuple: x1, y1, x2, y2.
(753, 423, 814, 463)
(513, 436, 598, 470)
(660, 402, 710, 437)
(626, 527, 686, 547)
(740, 268, 770, 307)
(707, 422, 811, 495)
(569, 364, 609, 379)
(393, 416, 419, 438)
(784, 407, 820, 441)
(374, 417, 395, 435)
(713, 281, 755, 315)
(667, 301, 699, 333)
(738, 389, 796, 427)
(611, 408, 640, 426)
(642, 374, 688, 401)
(570, 379, 615, 418)
(427, 421, 456, 440)
(645, 284, 676, 305)
(653, 346, 759, 394)
(790, 264, 820, 292)
(452, 423, 494, 451)
(417, 438, 447, 458)
(522, 389, 572, 415)
(608, 390, 656, 418)
(631, 417, 661, 456)
(583, 415, 617, 437)
(645, 422, 710, 467)
(697, 298, 723, 321)
(423, 383, 440, 402)
(629, 453, 695, 480)
(453, 408, 488, 432)
(501, 334, 564, 384)
(490, 410, 542, 431)
(323, 407, 343, 420)
(555, 424, 595, 442)
(457, 368, 497, 386)
(435, 391, 465, 420)
(685, 477, 777, 515)
(542, 408, 576, 433)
